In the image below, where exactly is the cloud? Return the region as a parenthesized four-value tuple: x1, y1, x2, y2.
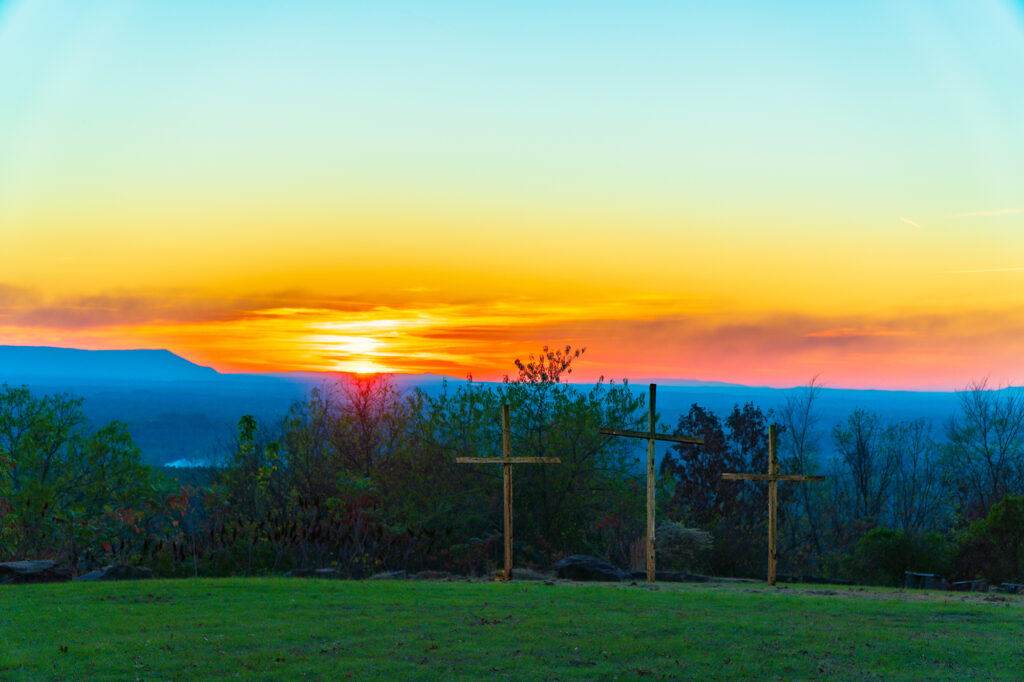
(4, 282, 1024, 389)
(551, 314, 917, 357)
(0, 285, 405, 329)
(899, 217, 921, 228)
(0, 283, 39, 306)
(944, 267, 1024, 275)
(955, 208, 1024, 217)
(804, 327, 913, 339)
(8, 294, 247, 329)
(490, 310, 1024, 381)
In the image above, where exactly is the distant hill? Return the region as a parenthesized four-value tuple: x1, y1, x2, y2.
(641, 383, 960, 431)
(0, 345, 218, 383)
(1, 345, 310, 466)
(0, 345, 964, 468)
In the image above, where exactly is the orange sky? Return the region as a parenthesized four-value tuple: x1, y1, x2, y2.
(2, 1, 1024, 389)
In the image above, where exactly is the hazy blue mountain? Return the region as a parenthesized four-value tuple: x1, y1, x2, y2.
(0, 345, 219, 383)
(0, 345, 964, 468)
(1, 345, 309, 465)
(638, 383, 960, 434)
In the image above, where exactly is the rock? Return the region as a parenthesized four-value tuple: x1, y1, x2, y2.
(0, 560, 73, 584)
(77, 565, 152, 581)
(553, 555, 628, 582)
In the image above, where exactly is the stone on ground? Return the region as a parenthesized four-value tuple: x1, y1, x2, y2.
(0, 560, 73, 584)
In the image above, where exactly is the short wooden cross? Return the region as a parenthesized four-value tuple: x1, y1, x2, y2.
(456, 403, 560, 581)
(599, 383, 704, 582)
(721, 424, 825, 585)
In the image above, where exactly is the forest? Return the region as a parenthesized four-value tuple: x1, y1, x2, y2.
(2, 346, 1023, 587)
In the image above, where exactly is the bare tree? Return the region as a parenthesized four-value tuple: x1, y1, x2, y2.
(832, 409, 897, 524)
(780, 377, 823, 472)
(946, 379, 1024, 519)
(778, 377, 825, 562)
(326, 374, 413, 479)
(887, 419, 946, 533)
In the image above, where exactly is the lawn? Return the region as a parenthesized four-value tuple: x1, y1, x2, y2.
(1, 577, 1021, 680)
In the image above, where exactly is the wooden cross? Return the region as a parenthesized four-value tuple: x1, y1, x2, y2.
(599, 383, 704, 582)
(456, 403, 560, 581)
(721, 424, 825, 586)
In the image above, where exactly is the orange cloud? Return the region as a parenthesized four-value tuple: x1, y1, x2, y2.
(803, 327, 913, 339)
(3, 283, 1024, 391)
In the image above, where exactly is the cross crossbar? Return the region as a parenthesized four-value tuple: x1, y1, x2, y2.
(455, 403, 560, 581)
(721, 424, 825, 586)
(598, 428, 703, 445)
(456, 457, 561, 464)
(599, 383, 704, 583)
(722, 473, 826, 482)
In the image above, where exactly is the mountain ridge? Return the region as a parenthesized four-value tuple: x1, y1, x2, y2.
(0, 345, 966, 467)
(0, 345, 219, 383)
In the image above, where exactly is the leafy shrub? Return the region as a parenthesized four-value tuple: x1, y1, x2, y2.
(956, 494, 1024, 584)
(849, 527, 952, 586)
(656, 521, 713, 572)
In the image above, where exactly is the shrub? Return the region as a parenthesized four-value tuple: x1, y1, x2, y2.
(849, 527, 952, 586)
(656, 521, 713, 572)
(956, 494, 1024, 584)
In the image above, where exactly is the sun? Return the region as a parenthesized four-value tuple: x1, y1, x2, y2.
(352, 362, 384, 375)
(331, 359, 394, 375)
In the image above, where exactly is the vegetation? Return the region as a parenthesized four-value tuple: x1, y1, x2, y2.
(4, 348, 1024, 587)
(0, 386, 156, 566)
(2, 578, 1021, 680)
(956, 495, 1024, 585)
(654, 521, 712, 572)
(662, 401, 778, 576)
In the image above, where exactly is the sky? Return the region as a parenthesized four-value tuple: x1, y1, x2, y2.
(2, 0, 1024, 389)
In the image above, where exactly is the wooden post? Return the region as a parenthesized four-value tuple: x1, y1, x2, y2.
(767, 424, 778, 586)
(646, 384, 657, 582)
(722, 423, 825, 586)
(599, 383, 704, 583)
(501, 403, 513, 582)
(457, 403, 560, 581)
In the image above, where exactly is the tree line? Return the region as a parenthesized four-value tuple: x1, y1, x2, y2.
(2, 348, 1024, 586)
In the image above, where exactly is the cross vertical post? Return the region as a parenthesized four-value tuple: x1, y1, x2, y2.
(767, 424, 779, 585)
(722, 423, 825, 586)
(599, 383, 704, 582)
(645, 383, 657, 583)
(456, 403, 560, 581)
(501, 403, 513, 582)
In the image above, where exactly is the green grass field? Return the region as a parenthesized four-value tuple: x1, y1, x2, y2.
(1, 577, 1021, 680)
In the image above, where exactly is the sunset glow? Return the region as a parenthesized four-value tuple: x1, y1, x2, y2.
(3, 1, 1024, 389)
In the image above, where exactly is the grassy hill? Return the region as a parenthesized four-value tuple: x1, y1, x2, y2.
(1, 578, 1020, 680)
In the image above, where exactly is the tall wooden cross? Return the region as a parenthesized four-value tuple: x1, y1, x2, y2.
(599, 383, 704, 582)
(456, 403, 560, 581)
(722, 424, 825, 585)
